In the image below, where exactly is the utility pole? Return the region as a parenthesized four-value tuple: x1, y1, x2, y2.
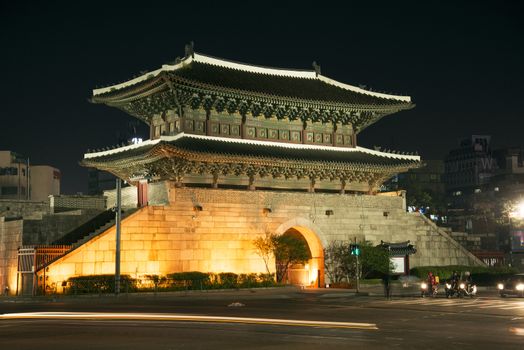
(355, 237, 360, 293)
(115, 178, 122, 295)
(26, 158, 30, 200)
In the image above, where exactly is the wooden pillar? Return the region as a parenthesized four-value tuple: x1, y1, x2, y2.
(138, 180, 148, 207)
(212, 173, 219, 189)
(340, 179, 346, 194)
(248, 174, 256, 191)
(308, 178, 316, 193)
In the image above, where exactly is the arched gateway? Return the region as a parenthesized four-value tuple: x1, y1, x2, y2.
(275, 218, 326, 288)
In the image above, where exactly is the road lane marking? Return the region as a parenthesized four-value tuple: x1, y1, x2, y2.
(0, 312, 378, 330)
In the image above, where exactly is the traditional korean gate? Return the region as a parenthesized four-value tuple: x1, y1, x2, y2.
(17, 245, 71, 296)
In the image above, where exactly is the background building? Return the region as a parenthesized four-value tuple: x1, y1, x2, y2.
(87, 168, 115, 195)
(0, 151, 29, 200)
(30, 165, 60, 201)
(437, 137, 524, 268)
(0, 150, 60, 201)
(444, 135, 496, 196)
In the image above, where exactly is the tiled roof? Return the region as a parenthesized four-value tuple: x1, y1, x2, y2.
(173, 61, 407, 106)
(83, 134, 420, 167)
(378, 241, 417, 256)
(93, 53, 412, 108)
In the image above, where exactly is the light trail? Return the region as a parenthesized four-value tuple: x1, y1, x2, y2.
(0, 312, 378, 330)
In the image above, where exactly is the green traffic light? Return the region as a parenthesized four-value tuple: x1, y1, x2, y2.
(354, 246, 361, 256)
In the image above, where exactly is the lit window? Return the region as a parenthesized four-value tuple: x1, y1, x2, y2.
(474, 188, 481, 193)
(494, 187, 499, 192)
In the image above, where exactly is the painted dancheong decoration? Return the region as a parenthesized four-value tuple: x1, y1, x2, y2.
(85, 43, 420, 193)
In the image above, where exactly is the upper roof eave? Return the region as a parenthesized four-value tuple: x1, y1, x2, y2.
(92, 52, 411, 104)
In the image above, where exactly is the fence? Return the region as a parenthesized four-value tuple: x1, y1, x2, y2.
(17, 245, 72, 296)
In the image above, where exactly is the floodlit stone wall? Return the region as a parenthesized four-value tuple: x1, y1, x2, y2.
(41, 184, 484, 291)
(0, 217, 22, 295)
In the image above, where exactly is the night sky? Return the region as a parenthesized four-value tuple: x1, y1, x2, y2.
(1, 1, 523, 194)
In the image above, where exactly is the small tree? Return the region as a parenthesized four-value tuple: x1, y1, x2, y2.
(359, 242, 392, 279)
(273, 234, 310, 283)
(324, 241, 392, 283)
(324, 241, 348, 284)
(253, 232, 276, 275)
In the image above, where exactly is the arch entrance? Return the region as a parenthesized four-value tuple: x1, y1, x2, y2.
(277, 223, 325, 288)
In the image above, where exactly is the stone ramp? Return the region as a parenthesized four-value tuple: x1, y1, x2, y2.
(405, 212, 485, 267)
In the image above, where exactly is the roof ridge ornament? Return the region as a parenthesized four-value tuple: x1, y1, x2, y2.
(185, 41, 195, 58)
(312, 61, 321, 77)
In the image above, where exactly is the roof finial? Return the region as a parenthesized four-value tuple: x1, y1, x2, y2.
(312, 61, 321, 77)
(185, 41, 195, 58)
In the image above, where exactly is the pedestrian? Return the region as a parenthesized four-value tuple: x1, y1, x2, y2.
(382, 272, 391, 300)
(451, 271, 460, 290)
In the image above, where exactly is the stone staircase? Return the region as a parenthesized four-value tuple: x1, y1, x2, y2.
(52, 208, 137, 248)
(356, 207, 485, 267)
(404, 211, 485, 267)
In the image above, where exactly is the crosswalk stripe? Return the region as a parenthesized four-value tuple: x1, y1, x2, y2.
(374, 297, 524, 311)
(478, 304, 507, 309)
(381, 298, 524, 310)
(499, 306, 524, 310)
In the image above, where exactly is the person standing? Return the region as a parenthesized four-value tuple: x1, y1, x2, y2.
(382, 272, 391, 300)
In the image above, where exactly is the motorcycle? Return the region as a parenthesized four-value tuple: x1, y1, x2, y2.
(444, 281, 457, 298)
(445, 280, 477, 298)
(420, 282, 438, 297)
(457, 281, 477, 298)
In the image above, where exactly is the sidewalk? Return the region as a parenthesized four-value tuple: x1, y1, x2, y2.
(0, 285, 301, 304)
(0, 283, 498, 304)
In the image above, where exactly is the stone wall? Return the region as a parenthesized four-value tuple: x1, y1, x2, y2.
(0, 199, 49, 219)
(104, 186, 137, 209)
(22, 209, 104, 245)
(50, 195, 106, 212)
(104, 182, 170, 209)
(450, 231, 482, 251)
(0, 217, 22, 295)
(42, 184, 484, 291)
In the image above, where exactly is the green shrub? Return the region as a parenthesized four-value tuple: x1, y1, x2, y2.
(258, 273, 276, 286)
(238, 273, 258, 288)
(167, 271, 209, 290)
(66, 271, 281, 294)
(66, 274, 137, 294)
(218, 272, 238, 289)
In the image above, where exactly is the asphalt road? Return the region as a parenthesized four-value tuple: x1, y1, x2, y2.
(1, 288, 523, 349)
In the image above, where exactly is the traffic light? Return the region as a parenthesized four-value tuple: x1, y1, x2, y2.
(350, 244, 361, 256)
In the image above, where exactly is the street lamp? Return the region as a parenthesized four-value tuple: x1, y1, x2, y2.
(509, 201, 524, 219)
(508, 200, 524, 268)
(115, 178, 122, 295)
